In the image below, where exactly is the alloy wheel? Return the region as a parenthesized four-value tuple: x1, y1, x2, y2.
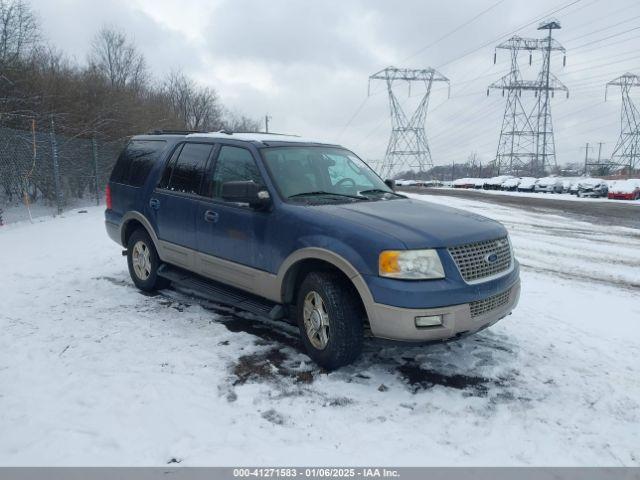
(303, 291, 330, 350)
(132, 240, 151, 280)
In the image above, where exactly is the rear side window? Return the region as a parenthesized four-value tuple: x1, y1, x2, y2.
(110, 140, 166, 186)
(158, 142, 213, 195)
(211, 146, 263, 198)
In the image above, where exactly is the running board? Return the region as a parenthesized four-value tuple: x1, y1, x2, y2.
(157, 264, 285, 320)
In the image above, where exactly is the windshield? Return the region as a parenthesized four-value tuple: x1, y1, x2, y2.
(260, 146, 395, 202)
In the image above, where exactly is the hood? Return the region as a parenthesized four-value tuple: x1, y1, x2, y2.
(318, 198, 507, 249)
(611, 180, 640, 193)
(537, 177, 558, 186)
(519, 178, 537, 187)
(578, 178, 605, 188)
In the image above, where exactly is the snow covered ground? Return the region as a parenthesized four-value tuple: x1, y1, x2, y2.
(1, 198, 639, 466)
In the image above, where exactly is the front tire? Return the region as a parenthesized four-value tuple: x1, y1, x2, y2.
(296, 271, 363, 370)
(126, 228, 169, 292)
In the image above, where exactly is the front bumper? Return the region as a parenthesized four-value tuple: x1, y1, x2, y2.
(367, 279, 520, 342)
(579, 190, 605, 197)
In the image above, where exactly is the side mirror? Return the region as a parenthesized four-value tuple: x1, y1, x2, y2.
(384, 179, 396, 190)
(221, 181, 271, 209)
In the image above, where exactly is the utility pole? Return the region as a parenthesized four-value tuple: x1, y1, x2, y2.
(597, 142, 604, 163)
(583, 142, 591, 176)
(369, 67, 449, 179)
(92, 136, 100, 206)
(50, 115, 62, 215)
(264, 114, 272, 133)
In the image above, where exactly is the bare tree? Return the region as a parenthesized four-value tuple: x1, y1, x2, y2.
(223, 111, 261, 132)
(0, 0, 39, 67)
(89, 27, 147, 90)
(162, 71, 223, 131)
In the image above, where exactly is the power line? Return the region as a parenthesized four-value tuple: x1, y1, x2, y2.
(436, 0, 583, 70)
(400, 0, 506, 64)
(570, 25, 640, 50)
(336, 96, 370, 141)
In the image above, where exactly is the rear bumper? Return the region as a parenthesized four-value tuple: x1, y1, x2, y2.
(367, 279, 520, 342)
(105, 219, 121, 245)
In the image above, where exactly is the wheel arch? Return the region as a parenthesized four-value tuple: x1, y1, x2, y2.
(277, 248, 375, 321)
(120, 212, 160, 249)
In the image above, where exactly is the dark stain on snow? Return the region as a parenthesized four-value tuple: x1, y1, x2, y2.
(397, 362, 491, 395)
(233, 348, 287, 385)
(261, 409, 286, 425)
(95, 276, 129, 287)
(232, 348, 314, 386)
(220, 316, 302, 352)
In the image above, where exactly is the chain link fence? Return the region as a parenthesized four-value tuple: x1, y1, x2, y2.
(0, 117, 126, 225)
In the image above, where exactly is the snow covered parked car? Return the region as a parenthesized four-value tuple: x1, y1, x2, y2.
(452, 178, 476, 189)
(473, 178, 487, 189)
(568, 179, 582, 195)
(577, 178, 608, 198)
(517, 177, 538, 192)
(501, 177, 521, 191)
(484, 175, 514, 190)
(607, 179, 640, 200)
(534, 177, 563, 193)
(561, 177, 579, 193)
(395, 179, 418, 187)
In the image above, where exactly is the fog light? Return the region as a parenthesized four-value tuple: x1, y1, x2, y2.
(415, 315, 443, 328)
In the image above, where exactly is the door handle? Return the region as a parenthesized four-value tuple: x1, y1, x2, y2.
(149, 198, 160, 210)
(204, 210, 219, 223)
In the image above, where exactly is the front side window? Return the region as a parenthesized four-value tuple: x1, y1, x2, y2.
(211, 146, 263, 198)
(159, 142, 213, 195)
(260, 146, 393, 202)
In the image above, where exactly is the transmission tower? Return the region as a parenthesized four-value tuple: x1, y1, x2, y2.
(605, 72, 640, 174)
(369, 67, 449, 179)
(488, 36, 541, 175)
(488, 20, 567, 176)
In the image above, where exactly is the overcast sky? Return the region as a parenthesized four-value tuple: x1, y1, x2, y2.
(32, 0, 640, 171)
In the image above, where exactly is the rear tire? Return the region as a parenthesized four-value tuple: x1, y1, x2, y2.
(126, 228, 169, 292)
(296, 271, 363, 370)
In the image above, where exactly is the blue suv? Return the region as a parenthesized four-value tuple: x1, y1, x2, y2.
(105, 131, 520, 369)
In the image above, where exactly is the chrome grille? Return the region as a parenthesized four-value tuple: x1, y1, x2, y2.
(448, 237, 512, 283)
(470, 289, 511, 318)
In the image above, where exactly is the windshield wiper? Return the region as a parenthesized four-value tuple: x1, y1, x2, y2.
(288, 191, 368, 201)
(358, 189, 406, 198)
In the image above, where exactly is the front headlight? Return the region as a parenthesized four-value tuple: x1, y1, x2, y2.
(379, 249, 445, 280)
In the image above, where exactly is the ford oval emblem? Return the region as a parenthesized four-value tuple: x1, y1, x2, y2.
(485, 253, 498, 264)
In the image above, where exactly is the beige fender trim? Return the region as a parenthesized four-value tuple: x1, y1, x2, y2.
(275, 247, 377, 319)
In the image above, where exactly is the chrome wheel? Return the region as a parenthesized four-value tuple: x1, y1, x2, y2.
(132, 240, 151, 281)
(303, 291, 330, 350)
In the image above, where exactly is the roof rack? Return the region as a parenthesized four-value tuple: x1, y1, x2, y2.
(147, 129, 205, 135)
(234, 131, 299, 137)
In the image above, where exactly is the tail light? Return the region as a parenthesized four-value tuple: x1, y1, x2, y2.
(106, 184, 112, 210)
